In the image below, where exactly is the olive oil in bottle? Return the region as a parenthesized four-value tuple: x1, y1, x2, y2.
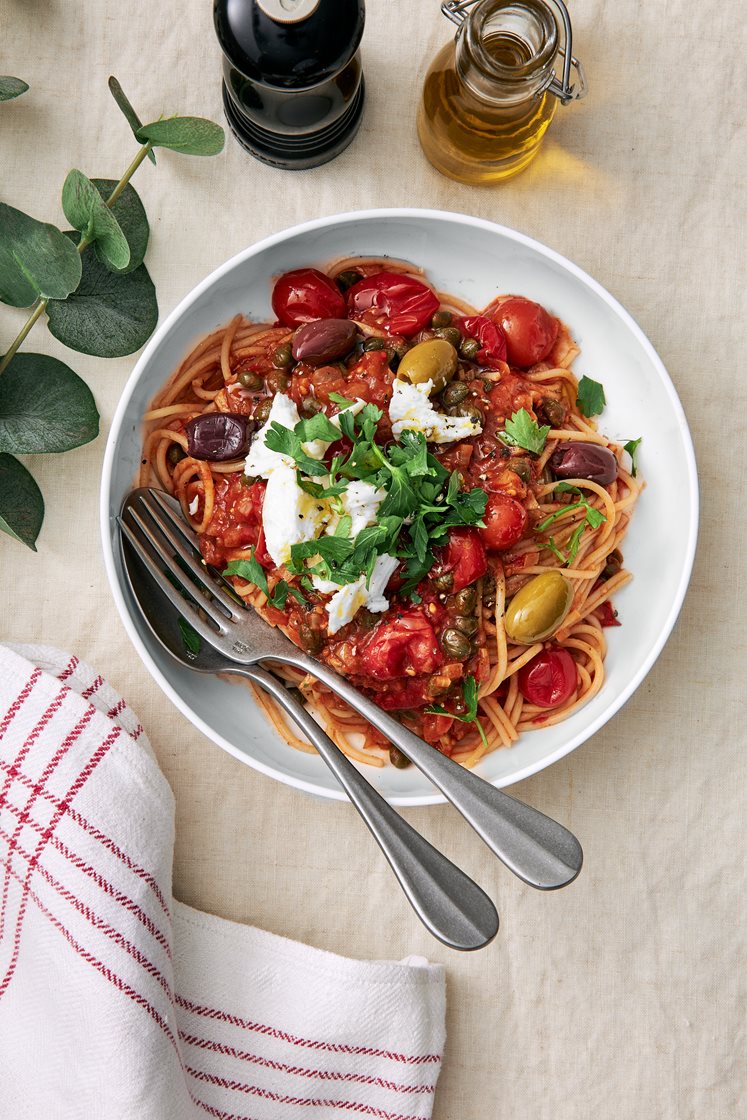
(417, 0, 587, 185)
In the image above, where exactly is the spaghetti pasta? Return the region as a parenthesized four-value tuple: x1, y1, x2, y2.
(141, 259, 642, 770)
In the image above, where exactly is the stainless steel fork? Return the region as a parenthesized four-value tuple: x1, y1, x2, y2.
(119, 487, 583, 890)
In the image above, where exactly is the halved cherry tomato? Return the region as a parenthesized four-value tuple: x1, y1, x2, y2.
(346, 272, 440, 337)
(441, 527, 488, 593)
(361, 610, 443, 679)
(457, 315, 507, 367)
(271, 268, 346, 328)
(479, 493, 528, 551)
(597, 599, 622, 628)
(492, 297, 559, 367)
(518, 647, 577, 708)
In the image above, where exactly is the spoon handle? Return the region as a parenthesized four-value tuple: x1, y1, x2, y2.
(233, 663, 498, 951)
(282, 652, 583, 891)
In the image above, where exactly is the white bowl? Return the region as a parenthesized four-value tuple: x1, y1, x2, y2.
(101, 209, 698, 806)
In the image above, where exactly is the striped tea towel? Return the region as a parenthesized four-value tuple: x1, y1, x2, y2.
(0, 643, 446, 1120)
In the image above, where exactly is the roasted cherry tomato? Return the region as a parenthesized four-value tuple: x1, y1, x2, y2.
(493, 297, 559, 367)
(361, 610, 443, 679)
(457, 315, 507, 367)
(596, 599, 622, 628)
(479, 493, 528, 551)
(518, 647, 577, 708)
(346, 272, 440, 337)
(271, 268, 346, 328)
(441, 527, 488, 593)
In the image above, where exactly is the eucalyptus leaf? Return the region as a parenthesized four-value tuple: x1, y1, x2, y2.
(136, 116, 225, 156)
(62, 169, 131, 271)
(0, 77, 29, 102)
(0, 353, 99, 453)
(91, 179, 149, 275)
(46, 233, 158, 357)
(0, 453, 44, 550)
(108, 76, 156, 164)
(0, 204, 82, 308)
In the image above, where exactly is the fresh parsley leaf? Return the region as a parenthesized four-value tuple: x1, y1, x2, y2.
(501, 408, 550, 455)
(297, 411, 340, 444)
(425, 676, 489, 748)
(333, 514, 352, 539)
(576, 375, 606, 418)
(264, 422, 329, 477)
(535, 487, 606, 565)
(329, 391, 356, 409)
(223, 552, 307, 609)
(623, 437, 642, 477)
(178, 617, 201, 656)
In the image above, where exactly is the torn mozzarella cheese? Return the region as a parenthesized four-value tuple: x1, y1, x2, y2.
(262, 460, 329, 568)
(334, 480, 387, 538)
(244, 392, 301, 478)
(389, 378, 483, 443)
(324, 553, 399, 636)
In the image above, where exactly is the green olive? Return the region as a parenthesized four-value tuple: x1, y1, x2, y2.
(238, 369, 263, 390)
(431, 310, 452, 329)
(504, 571, 573, 644)
(398, 338, 458, 393)
(441, 380, 469, 407)
(441, 628, 473, 659)
(434, 326, 462, 349)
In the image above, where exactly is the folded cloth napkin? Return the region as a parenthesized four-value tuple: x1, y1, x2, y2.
(0, 644, 445, 1120)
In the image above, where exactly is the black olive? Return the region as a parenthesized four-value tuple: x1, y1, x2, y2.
(185, 414, 254, 462)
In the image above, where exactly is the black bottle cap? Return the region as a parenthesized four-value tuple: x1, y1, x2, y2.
(214, 0, 365, 89)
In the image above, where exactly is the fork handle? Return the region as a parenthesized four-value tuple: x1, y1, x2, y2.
(268, 652, 583, 891)
(229, 663, 498, 951)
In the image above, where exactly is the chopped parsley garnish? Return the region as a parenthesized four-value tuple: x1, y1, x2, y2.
(425, 676, 488, 748)
(623, 437, 642, 477)
(535, 482, 606, 566)
(223, 550, 308, 610)
(500, 408, 550, 455)
(576, 375, 606, 418)
(178, 617, 201, 657)
(260, 403, 487, 598)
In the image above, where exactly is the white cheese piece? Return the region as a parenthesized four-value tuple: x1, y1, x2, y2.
(325, 553, 399, 636)
(338, 480, 387, 538)
(389, 378, 483, 444)
(262, 461, 328, 568)
(188, 495, 199, 516)
(244, 393, 301, 479)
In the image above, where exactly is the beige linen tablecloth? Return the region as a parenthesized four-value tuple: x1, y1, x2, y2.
(2, 1, 745, 1116)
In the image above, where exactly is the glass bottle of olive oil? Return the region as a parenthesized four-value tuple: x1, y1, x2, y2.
(418, 0, 587, 185)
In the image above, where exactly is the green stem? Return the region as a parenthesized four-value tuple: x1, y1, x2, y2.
(0, 299, 48, 375)
(0, 140, 153, 377)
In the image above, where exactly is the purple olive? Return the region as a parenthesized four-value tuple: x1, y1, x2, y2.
(291, 318, 358, 366)
(185, 413, 254, 461)
(548, 441, 618, 486)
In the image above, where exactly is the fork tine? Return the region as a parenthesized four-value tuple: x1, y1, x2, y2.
(118, 517, 226, 648)
(122, 505, 231, 632)
(137, 490, 243, 619)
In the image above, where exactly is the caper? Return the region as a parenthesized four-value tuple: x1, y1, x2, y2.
(434, 326, 462, 349)
(389, 746, 411, 769)
(336, 269, 363, 292)
(453, 614, 479, 637)
(537, 396, 567, 428)
(238, 369, 263, 390)
(509, 457, 532, 483)
(456, 402, 484, 423)
(441, 381, 469, 407)
(356, 608, 378, 632)
(254, 398, 273, 424)
(431, 310, 452, 329)
(272, 342, 293, 369)
(301, 396, 322, 416)
(441, 628, 473, 659)
(601, 548, 623, 580)
(483, 574, 497, 609)
(432, 572, 454, 592)
(453, 585, 477, 613)
(426, 675, 452, 699)
(266, 369, 290, 394)
(398, 338, 459, 393)
(504, 571, 573, 644)
(167, 443, 185, 466)
(460, 337, 480, 361)
(298, 623, 324, 655)
(363, 336, 386, 351)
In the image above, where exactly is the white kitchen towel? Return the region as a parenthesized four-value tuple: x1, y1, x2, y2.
(0, 644, 446, 1120)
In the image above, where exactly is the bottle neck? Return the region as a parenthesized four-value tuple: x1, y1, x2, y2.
(455, 0, 558, 107)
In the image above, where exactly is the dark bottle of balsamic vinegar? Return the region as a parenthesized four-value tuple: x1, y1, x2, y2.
(214, 0, 366, 170)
